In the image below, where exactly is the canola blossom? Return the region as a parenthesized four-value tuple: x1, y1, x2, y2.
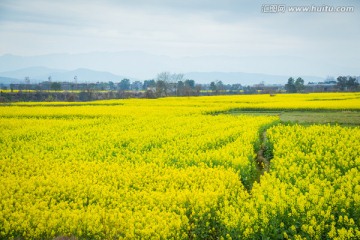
(0, 93, 359, 239)
(251, 124, 360, 239)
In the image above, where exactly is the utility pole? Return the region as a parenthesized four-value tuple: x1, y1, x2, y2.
(25, 76, 30, 93)
(74, 76, 77, 92)
(48, 76, 52, 92)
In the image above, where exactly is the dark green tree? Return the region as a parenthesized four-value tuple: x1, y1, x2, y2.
(156, 80, 167, 97)
(216, 81, 224, 93)
(50, 82, 61, 91)
(143, 80, 156, 90)
(210, 82, 216, 92)
(108, 81, 116, 90)
(348, 77, 359, 91)
(285, 77, 296, 93)
(181, 79, 195, 96)
(295, 77, 305, 92)
(118, 79, 130, 90)
(184, 79, 195, 89)
(337, 76, 348, 91)
(177, 81, 185, 96)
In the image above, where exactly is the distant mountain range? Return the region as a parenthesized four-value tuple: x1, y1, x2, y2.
(0, 76, 19, 86)
(0, 67, 132, 84)
(0, 52, 336, 85)
(0, 66, 325, 86)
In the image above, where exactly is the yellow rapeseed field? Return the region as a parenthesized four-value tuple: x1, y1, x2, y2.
(0, 93, 359, 239)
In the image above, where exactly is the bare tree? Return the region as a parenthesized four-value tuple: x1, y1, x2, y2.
(157, 72, 171, 82)
(156, 72, 171, 97)
(171, 73, 184, 95)
(156, 72, 188, 96)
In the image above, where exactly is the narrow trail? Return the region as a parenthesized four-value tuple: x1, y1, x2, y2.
(255, 130, 271, 183)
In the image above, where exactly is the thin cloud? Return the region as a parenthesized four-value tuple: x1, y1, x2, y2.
(0, 0, 358, 76)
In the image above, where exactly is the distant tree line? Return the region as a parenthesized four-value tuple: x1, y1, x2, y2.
(336, 76, 359, 91)
(285, 77, 305, 93)
(0, 71, 251, 102)
(0, 90, 146, 102)
(0, 73, 359, 102)
(285, 76, 359, 93)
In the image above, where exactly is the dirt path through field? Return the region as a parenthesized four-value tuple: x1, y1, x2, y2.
(255, 130, 270, 182)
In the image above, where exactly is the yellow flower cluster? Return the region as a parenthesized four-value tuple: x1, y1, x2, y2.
(0, 93, 359, 239)
(0, 99, 276, 239)
(253, 124, 360, 239)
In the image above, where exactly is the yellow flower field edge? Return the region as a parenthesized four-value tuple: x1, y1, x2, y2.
(2, 92, 360, 111)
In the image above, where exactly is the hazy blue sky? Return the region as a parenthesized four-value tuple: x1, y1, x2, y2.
(0, 0, 359, 77)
